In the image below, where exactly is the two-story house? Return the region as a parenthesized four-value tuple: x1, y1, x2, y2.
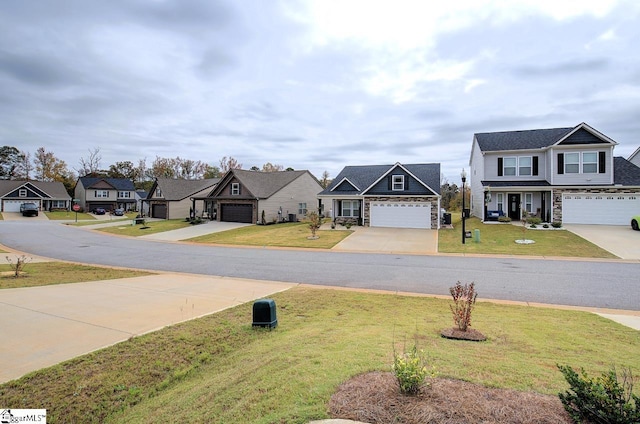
(74, 177, 136, 213)
(469, 122, 640, 225)
(318, 162, 441, 229)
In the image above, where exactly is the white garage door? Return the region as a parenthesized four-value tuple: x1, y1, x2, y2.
(563, 193, 640, 225)
(3, 200, 27, 212)
(370, 202, 431, 229)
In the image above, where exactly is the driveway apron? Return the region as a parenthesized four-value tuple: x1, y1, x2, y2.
(331, 227, 438, 254)
(0, 273, 295, 383)
(564, 224, 640, 260)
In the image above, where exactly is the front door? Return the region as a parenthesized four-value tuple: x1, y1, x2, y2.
(508, 194, 521, 220)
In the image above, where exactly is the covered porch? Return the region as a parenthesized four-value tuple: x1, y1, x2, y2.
(482, 185, 553, 222)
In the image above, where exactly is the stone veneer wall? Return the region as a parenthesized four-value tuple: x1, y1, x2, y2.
(552, 187, 640, 223)
(363, 196, 440, 229)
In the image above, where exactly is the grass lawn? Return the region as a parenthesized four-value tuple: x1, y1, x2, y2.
(97, 219, 192, 236)
(189, 221, 352, 249)
(439, 215, 617, 258)
(0, 262, 152, 289)
(0, 287, 637, 423)
(45, 211, 96, 220)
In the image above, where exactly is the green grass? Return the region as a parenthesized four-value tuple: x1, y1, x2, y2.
(0, 262, 152, 289)
(97, 219, 193, 236)
(189, 222, 352, 249)
(1, 287, 637, 423)
(45, 211, 96, 220)
(439, 215, 617, 258)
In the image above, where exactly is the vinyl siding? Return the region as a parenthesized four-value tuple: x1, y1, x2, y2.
(551, 148, 613, 185)
(258, 172, 323, 222)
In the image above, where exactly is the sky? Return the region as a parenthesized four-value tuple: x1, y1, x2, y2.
(1, 0, 640, 183)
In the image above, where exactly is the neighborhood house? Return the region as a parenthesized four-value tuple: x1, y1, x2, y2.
(0, 180, 71, 212)
(74, 177, 136, 213)
(469, 122, 640, 225)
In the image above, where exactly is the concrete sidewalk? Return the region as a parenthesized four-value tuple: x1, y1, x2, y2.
(0, 273, 295, 383)
(139, 221, 251, 241)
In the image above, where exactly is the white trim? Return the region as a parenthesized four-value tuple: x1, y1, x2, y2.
(553, 122, 618, 146)
(330, 177, 360, 192)
(391, 174, 405, 191)
(361, 162, 438, 195)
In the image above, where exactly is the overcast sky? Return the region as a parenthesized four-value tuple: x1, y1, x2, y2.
(2, 0, 639, 183)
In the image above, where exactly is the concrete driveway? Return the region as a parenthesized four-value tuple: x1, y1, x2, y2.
(1, 211, 48, 221)
(564, 224, 640, 260)
(331, 226, 438, 254)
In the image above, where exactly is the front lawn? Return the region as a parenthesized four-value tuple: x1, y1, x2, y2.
(45, 211, 96, 220)
(189, 221, 352, 249)
(97, 219, 192, 237)
(0, 287, 637, 423)
(439, 215, 617, 258)
(0, 262, 153, 289)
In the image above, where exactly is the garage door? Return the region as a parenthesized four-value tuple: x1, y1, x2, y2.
(370, 202, 431, 229)
(563, 193, 640, 225)
(151, 204, 167, 219)
(2, 200, 40, 212)
(221, 204, 253, 223)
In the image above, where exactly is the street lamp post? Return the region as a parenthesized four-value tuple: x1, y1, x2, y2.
(461, 169, 467, 244)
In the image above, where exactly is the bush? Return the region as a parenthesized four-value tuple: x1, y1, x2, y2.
(526, 217, 542, 225)
(497, 216, 511, 223)
(449, 281, 478, 331)
(558, 365, 640, 424)
(530, 224, 537, 228)
(552, 221, 563, 228)
(392, 343, 435, 395)
(543, 224, 550, 228)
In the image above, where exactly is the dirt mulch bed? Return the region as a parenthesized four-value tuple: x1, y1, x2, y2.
(440, 327, 487, 341)
(329, 372, 572, 424)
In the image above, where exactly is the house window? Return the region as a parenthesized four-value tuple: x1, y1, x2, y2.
(118, 191, 131, 198)
(19, 189, 27, 197)
(518, 157, 532, 176)
(524, 193, 533, 213)
(298, 203, 307, 215)
(496, 193, 504, 211)
(51, 200, 65, 208)
(155, 189, 163, 197)
(341, 200, 359, 217)
(503, 157, 516, 176)
(582, 152, 598, 173)
(95, 190, 109, 198)
(392, 175, 405, 191)
(565, 153, 579, 174)
(231, 183, 240, 195)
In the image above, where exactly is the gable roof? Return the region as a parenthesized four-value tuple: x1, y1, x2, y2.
(78, 177, 135, 191)
(319, 163, 441, 196)
(0, 180, 70, 199)
(474, 123, 616, 152)
(153, 178, 219, 201)
(211, 169, 314, 198)
(613, 157, 640, 186)
(629, 146, 640, 162)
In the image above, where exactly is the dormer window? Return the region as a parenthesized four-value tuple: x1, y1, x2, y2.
(392, 175, 405, 191)
(231, 183, 240, 195)
(19, 189, 27, 197)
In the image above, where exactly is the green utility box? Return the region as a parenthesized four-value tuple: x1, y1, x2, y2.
(252, 299, 278, 329)
(474, 229, 480, 243)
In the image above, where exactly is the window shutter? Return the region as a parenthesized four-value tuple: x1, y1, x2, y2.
(557, 153, 564, 175)
(238, 184, 241, 195)
(599, 151, 606, 173)
(338, 200, 342, 215)
(404, 176, 409, 190)
(532, 156, 538, 176)
(388, 176, 392, 190)
(497, 157, 503, 176)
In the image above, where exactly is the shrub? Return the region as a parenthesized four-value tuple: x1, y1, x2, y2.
(552, 221, 563, 228)
(392, 343, 435, 395)
(526, 217, 542, 225)
(449, 281, 478, 331)
(5, 255, 31, 277)
(558, 365, 640, 424)
(497, 216, 511, 223)
(543, 224, 550, 228)
(530, 224, 537, 228)
(306, 211, 322, 238)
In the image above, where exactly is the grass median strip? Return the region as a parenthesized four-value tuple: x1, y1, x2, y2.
(0, 262, 152, 289)
(439, 216, 617, 258)
(97, 219, 192, 236)
(1, 287, 637, 423)
(188, 221, 352, 249)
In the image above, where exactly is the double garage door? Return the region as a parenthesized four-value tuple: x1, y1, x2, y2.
(3, 200, 40, 212)
(369, 201, 431, 229)
(563, 193, 640, 225)
(221, 203, 253, 223)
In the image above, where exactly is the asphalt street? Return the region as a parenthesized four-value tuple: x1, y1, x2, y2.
(1, 221, 639, 310)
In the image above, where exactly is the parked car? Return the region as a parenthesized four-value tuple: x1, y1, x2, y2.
(632, 215, 640, 231)
(20, 202, 39, 217)
(113, 208, 125, 216)
(93, 208, 106, 215)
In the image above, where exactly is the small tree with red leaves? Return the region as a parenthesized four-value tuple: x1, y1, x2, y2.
(449, 281, 477, 331)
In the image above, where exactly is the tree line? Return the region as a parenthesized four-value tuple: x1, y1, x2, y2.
(1, 146, 333, 195)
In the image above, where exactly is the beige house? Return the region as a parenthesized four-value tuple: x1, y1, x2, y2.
(146, 178, 219, 219)
(204, 169, 323, 223)
(74, 177, 136, 213)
